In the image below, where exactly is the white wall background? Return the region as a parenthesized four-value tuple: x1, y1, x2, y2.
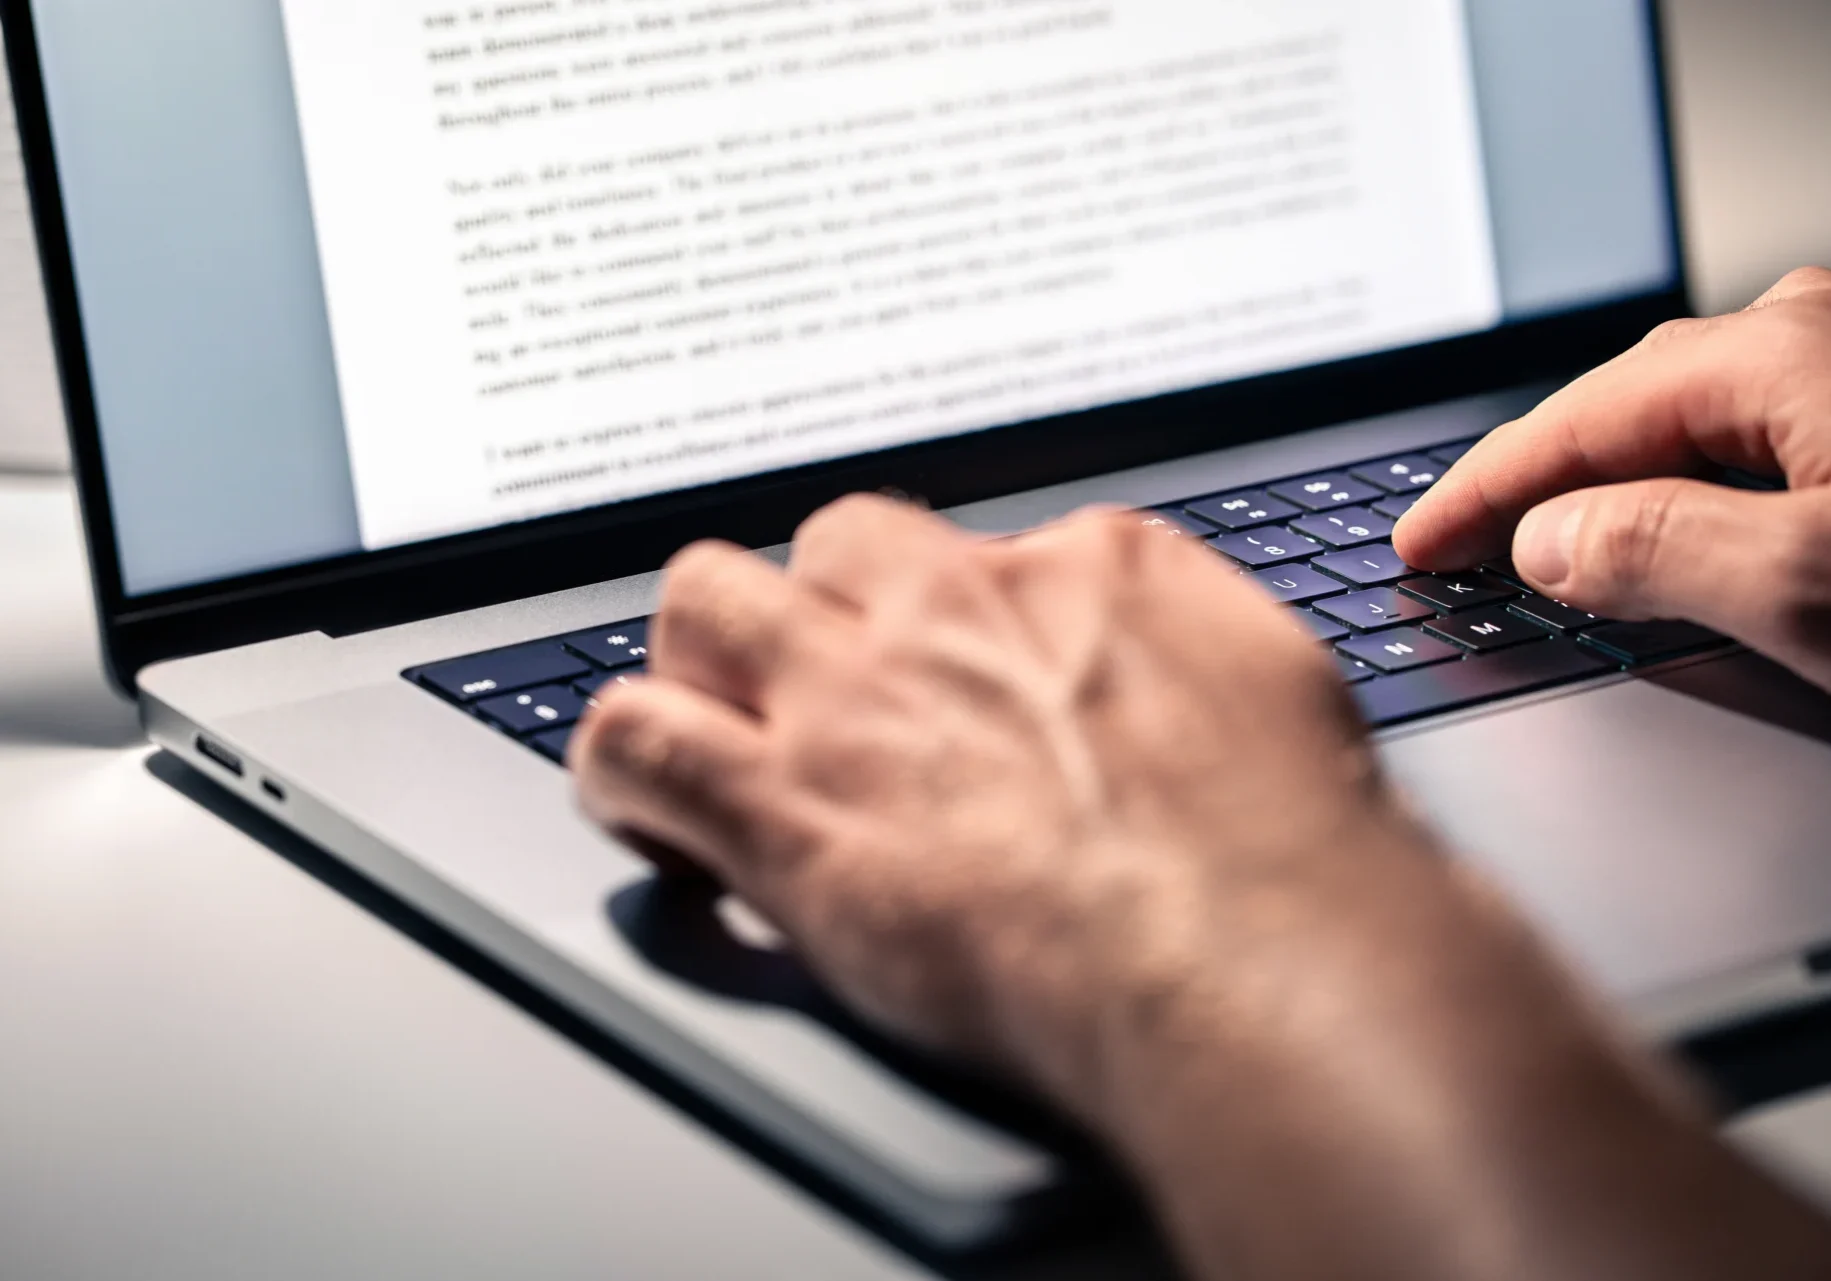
(0, 25, 64, 473)
(1665, 0, 1831, 314)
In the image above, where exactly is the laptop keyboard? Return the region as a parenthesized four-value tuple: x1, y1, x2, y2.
(404, 437, 1736, 768)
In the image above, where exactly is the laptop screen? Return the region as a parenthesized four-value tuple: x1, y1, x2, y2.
(26, 0, 1676, 597)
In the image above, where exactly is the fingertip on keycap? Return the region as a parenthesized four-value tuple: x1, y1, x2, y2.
(1390, 504, 1491, 576)
(1388, 504, 1440, 565)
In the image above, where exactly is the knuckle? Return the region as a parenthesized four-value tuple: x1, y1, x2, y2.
(661, 540, 737, 597)
(1086, 506, 1158, 559)
(986, 513, 1128, 599)
(1637, 316, 1705, 352)
(1102, 507, 1159, 553)
(1022, 506, 1139, 554)
(1090, 504, 1147, 535)
(1777, 265, 1831, 297)
(803, 492, 892, 538)
(1100, 502, 1190, 554)
(906, 529, 994, 604)
(663, 538, 724, 574)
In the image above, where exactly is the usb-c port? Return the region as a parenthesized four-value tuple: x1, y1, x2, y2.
(260, 778, 287, 803)
(195, 735, 244, 778)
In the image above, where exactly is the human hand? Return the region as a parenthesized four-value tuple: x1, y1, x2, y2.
(569, 497, 1435, 1119)
(1396, 267, 1831, 688)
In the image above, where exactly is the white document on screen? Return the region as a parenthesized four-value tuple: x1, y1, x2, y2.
(279, 0, 1501, 550)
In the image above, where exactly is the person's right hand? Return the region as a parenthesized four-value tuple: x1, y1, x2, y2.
(1395, 267, 1831, 689)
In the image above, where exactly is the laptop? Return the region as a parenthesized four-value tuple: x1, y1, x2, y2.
(14, 0, 1831, 1250)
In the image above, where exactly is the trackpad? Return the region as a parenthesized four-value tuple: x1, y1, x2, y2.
(1380, 654, 1831, 1007)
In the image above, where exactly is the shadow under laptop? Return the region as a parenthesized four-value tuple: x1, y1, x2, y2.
(145, 749, 1182, 1281)
(0, 659, 142, 749)
(0, 475, 143, 750)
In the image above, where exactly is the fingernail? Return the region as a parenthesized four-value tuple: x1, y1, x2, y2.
(1514, 500, 1583, 590)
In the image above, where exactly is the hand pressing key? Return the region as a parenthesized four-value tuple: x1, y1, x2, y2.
(1395, 267, 1831, 689)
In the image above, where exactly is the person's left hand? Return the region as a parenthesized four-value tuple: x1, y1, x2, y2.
(569, 495, 1425, 1116)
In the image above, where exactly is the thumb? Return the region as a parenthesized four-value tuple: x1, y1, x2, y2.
(1513, 479, 1831, 649)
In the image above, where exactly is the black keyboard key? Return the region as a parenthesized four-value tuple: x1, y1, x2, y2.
(477, 684, 588, 735)
(413, 642, 593, 704)
(1208, 528, 1323, 568)
(1351, 456, 1442, 494)
(1184, 491, 1300, 532)
(1312, 543, 1412, 587)
(1337, 627, 1462, 674)
(576, 667, 645, 701)
(1268, 474, 1385, 512)
(1397, 573, 1517, 613)
(1141, 510, 1217, 537)
(1334, 654, 1378, 684)
(1314, 588, 1435, 632)
(1371, 493, 1424, 521)
(1246, 565, 1348, 605)
(529, 725, 577, 766)
(1578, 621, 1733, 666)
(1353, 638, 1611, 727)
(560, 621, 651, 669)
(1427, 439, 1479, 466)
(1718, 467, 1786, 492)
(1289, 506, 1394, 549)
(1293, 610, 1351, 643)
(1424, 607, 1547, 653)
(1507, 595, 1608, 634)
(1482, 558, 1529, 589)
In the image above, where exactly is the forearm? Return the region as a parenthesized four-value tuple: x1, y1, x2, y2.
(1067, 818, 1831, 1281)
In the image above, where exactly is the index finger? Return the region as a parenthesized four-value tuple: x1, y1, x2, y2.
(1393, 304, 1818, 572)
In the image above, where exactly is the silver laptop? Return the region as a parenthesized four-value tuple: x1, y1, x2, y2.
(15, 0, 1831, 1250)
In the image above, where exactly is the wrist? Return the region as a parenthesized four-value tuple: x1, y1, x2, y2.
(976, 792, 1457, 1126)
(1084, 802, 1466, 1120)
(1062, 808, 1709, 1277)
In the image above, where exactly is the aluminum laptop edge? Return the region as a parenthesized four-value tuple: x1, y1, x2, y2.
(13, 0, 1831, 1252)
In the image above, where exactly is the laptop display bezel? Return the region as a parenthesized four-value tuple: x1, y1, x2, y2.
(0, 0, 1692, 691)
